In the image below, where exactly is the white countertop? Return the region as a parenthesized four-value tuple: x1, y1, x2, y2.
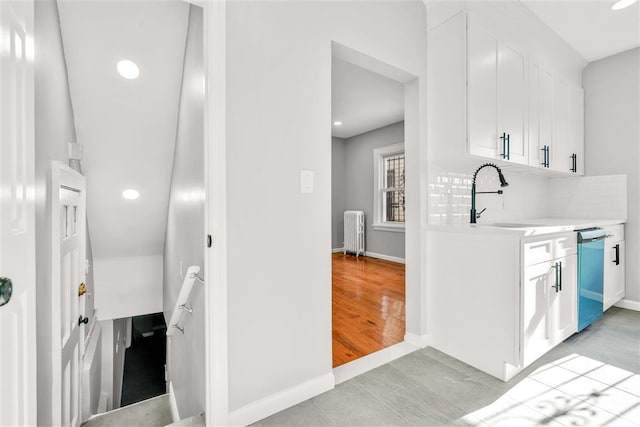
(427, 218, 626, 237)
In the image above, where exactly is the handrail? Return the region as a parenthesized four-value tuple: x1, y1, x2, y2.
(167, 265, 203, 336)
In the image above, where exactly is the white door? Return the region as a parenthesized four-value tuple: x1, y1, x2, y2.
(550, 77, 570, 172)
(540, 68, 554, 169)
(51, 162, 87, 427)
(568, 85, 584, 175)
(0, 0, 37, 425)
(522, 260, 553, 366)
(549, 254, 577, 345)
(498, 43, 527, 165)
(604, 240, 625, 311)
(468, 17, 498, 159)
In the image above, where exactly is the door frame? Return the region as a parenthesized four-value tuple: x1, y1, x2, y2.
(50, 161, 87, 426)
(329, 42, 427, 382)
(203, 0, 229, 425)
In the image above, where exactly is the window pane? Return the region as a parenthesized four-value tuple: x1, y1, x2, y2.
(384, 189, 405, 223)
(384, 154, 405, 189)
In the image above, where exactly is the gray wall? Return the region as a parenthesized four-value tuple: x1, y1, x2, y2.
(162, 5, 205, 419)
(338, 122, 406, 259)
(583, 47, 640, 305)
(34, 0, 90, 423)
(331, 137, 346, 249)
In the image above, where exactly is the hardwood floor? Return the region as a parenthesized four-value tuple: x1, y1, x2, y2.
(332, 253, 405, 367)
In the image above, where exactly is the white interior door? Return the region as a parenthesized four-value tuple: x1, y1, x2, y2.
(51, 162, 87, 427)
(0, 0, 37, 425)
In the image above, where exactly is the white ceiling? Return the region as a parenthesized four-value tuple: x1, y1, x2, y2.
(521, 0, 640, 62)
(331, 58, 404, 139)
(58, 0, 189, 258)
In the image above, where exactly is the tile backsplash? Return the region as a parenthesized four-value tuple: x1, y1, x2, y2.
(428, 162, 550, 225)
(427, 162, 627, 225)
(548, 175, 628, 220)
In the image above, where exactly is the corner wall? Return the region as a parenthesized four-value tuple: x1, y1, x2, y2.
(225, 1, 427, 421)
(583, 47, 640, 307)
(163, 5, 206, 420)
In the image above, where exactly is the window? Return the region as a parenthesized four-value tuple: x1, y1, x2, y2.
(373, 143, 405, 232)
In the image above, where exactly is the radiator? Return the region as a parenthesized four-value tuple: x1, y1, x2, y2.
(343, 210, 365, 257)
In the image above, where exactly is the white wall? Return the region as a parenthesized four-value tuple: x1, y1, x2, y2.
(341, 122, 406, 259)
(93, 255, 163, 320)
(583, 48, 640, 306)
(163, 4, 206, 420)
(33, 0, 93, 423)
(224, 0, 427, 420)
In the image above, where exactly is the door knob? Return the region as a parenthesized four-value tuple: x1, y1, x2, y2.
(0, 277, 12, 307)
(79, 316, 89, 326)
(78, 282, 87, 296)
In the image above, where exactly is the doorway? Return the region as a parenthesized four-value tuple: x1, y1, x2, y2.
(331, 53, 407, 368)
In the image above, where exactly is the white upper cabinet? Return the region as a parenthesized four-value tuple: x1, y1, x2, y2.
(428, 5, 587, 176)
(498, 43, 527, 164)
(550, 76, 570, 172)
(468, 17, 527, 165)
(468, 19, 499, 159)
(568, 86, 585, 175)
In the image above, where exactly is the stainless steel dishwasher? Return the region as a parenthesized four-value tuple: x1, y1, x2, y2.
(577, 228, 606, 332)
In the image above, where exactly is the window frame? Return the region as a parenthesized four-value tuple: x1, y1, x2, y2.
(372, 142, 405, 232)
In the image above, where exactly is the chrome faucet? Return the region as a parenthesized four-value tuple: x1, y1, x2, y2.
(470, 163, 509, 224)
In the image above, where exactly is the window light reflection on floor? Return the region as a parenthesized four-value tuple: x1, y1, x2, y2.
(459, 354, 640, 426)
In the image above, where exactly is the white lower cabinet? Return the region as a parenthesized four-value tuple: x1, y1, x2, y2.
(428, 229, 578, 382)
(523, 246, 577, 367)
(603, 225, 625, 311)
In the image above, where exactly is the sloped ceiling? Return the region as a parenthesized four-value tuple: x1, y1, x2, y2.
(521, 0, 639, 62)
(332, 58, 404, 139)
(58, 0, 189, 258)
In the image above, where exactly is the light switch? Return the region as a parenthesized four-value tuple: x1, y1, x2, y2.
(300, 170, 314, 193)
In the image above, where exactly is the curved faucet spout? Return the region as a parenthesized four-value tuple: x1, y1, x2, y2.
(470, 163, 509, 224)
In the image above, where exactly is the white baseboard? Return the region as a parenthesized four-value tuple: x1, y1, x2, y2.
(365, 251, 405, 264)
(227, 372, 335, 426)
(333, 341, 417, 385)
(331, 247, 343, 253)
(615, 298, 640, 311)
(168, 381, 180, 423)
(404, 332, 429, 349)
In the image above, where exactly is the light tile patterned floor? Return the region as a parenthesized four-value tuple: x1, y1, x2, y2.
(252, 307, 640, 427)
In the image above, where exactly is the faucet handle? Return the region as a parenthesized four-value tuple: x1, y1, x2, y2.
(476, 208, 487, 219)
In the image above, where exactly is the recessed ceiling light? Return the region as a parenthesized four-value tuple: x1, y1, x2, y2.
(117, 60, 140, 79)
(611, 0, 637, 10)
(122, 189, 140, 200)
(333, 121, 342, 126)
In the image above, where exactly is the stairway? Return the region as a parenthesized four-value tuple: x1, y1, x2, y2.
(82, 394, 172, 427)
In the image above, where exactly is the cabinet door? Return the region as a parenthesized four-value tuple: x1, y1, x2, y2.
(550, 77, 570, 172)
(468, 18, 498, 159)
(568, 85, 584, 175)
(528, 61, 542, 167)
(498, 43, 527, 165)
(539, 68, 554, 169)
(604, 240, 626, 311)
(549, 254, 577, 345)
(523, 260, 553, 366)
